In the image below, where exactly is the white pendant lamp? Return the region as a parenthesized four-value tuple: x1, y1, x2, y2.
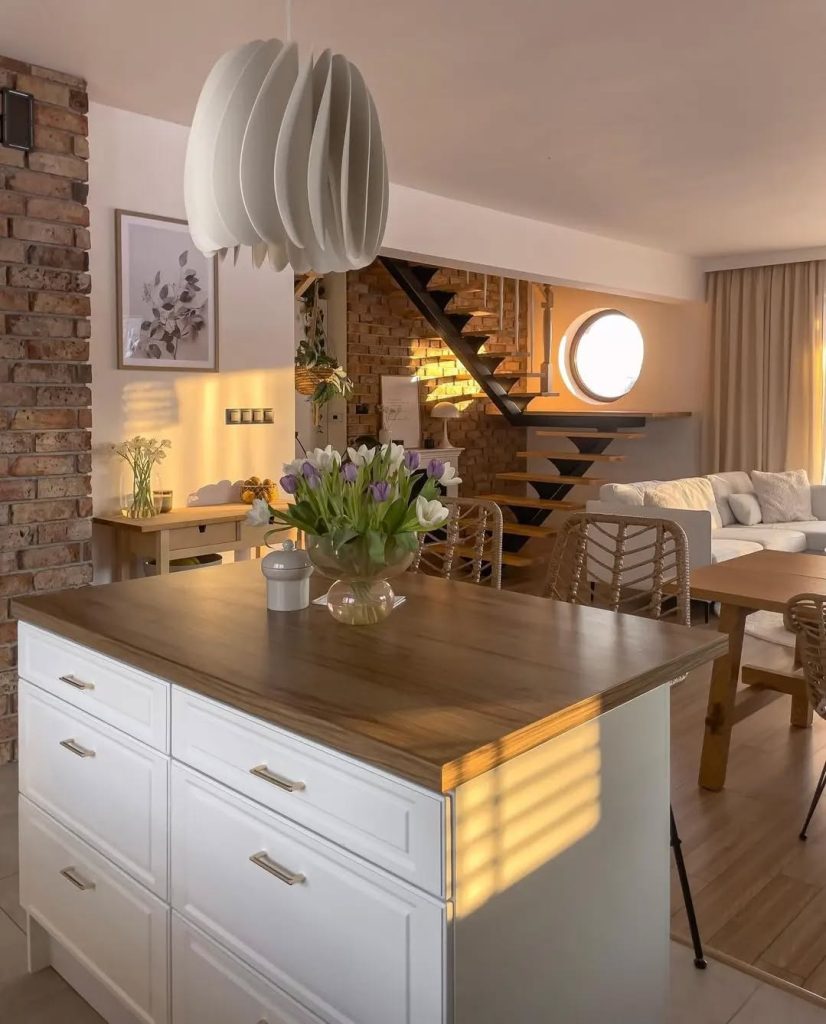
(184, 1, 388, 273)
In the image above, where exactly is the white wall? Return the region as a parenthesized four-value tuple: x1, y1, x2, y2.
(384, 184, 704, 303)
(88, 103, 295, 524)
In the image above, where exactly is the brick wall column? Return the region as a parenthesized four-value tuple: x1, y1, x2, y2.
(0, 55, 92, 763)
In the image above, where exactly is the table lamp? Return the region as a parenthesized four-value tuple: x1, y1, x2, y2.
(431, 401, 460, 448)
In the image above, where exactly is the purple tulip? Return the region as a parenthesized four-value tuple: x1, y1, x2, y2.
(403, 450, 420, 472)
(279, 474, 298, 495)
(426, 459, 445, 479)
(301, 461, 321, 490)
(341, 462, 358, 483)
(369, 481, 391, 502)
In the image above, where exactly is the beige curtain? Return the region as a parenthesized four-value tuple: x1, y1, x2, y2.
(707, 260, 826, 482)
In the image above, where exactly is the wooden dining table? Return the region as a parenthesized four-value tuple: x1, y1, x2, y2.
(690, 549, 826, 791)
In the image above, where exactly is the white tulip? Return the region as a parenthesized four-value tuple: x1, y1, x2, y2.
(382, 442, 405, 471)
(246, 498, 271, 526)
(437, 463, 462, 487)
(347, 444, 377, 468)
(282, 457, 305, 477)
(308, 445, 341, 471)
(416, 495, 449, 530)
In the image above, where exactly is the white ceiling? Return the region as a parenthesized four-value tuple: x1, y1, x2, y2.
(5, 0, 826, 257)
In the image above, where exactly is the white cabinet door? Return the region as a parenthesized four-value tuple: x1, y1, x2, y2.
(172, 914, 324, 1024)
(18, 623, 169, 751)
(171, 765, 445, 1024)
(19, 681, 169, 898)
(19, 797, 170, 1024)
(172, 687, 445, 896)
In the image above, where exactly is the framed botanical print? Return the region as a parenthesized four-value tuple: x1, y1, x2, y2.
(115, 210, 219, 371)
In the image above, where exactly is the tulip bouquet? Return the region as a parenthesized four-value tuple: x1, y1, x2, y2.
(248, 443, 460, 582)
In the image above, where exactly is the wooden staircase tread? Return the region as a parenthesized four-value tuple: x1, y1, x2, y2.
(480, 493, 584, 512)
(495, 472, 607, 486)
(501, 522, 558, 539)
(425, 391, 483, 403)
(426, 542, 536, 568)
(427, 281, 483, 295)
(516, 450, 627, 462)
(534, 430, 645, 440)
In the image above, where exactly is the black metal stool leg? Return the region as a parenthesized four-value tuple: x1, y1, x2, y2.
(800, 759, 826, 840)
(670, 805, 706, 969)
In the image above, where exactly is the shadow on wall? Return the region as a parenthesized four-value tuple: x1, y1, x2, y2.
(122, 379, 181, 434)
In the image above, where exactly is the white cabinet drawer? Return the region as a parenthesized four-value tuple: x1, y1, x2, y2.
(19, 681, 168, 898)
(171, 687, 445, 897)
(19, 623, 169, 752)
(19, 797, 169, 1024)
(171, 914, 324, 1024)
(171, 765, 445, 1024)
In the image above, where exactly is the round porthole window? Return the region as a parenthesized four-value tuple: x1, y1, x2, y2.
(568, 310, 644, 402)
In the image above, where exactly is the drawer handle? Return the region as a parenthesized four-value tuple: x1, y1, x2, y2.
(249, 851, 305, 886)
(249, 764, 305, 793)
(60, 738, 96, 759)
(59, 673, 95, 692)
(60, 867, 95, 892)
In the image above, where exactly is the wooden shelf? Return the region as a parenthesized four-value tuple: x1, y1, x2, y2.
(534, 430, 645, 440)
(480, 493, 584, 512)
(516, 450, 626, 463)
(496, 472, 606, 486)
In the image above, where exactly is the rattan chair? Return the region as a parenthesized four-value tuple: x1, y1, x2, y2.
(410, 497, 503, 589)
(784, 594, 826, 840)
(543, 510, 706, 969)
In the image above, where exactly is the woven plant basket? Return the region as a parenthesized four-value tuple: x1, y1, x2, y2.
(295, 365, 337, 396)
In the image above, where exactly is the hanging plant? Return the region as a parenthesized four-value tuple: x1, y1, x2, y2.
(295, 280, 353, 422)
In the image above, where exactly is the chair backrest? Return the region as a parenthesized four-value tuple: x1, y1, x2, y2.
(785, 594, 826, 717)
(410, 497, 503, 588)
(543, 511, 690, 625)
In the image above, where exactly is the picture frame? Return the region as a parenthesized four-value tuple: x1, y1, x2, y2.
(115, 209, 219, 372)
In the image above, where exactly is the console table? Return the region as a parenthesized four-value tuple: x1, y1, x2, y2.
(93, 503, 287, 580)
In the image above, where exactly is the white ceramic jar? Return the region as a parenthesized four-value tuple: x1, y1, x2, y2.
(260, 541, 313, 611)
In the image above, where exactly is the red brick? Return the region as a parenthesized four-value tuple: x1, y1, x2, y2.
(28, 152, 87, 181)
(0, 192, 26, 216)
(26, 197, 89, 226)
(0, 150, 25, 169)
(0, 645, 16, 669)
(10, 408, 76, 429)
(74, 318, 91, 338)
(5, 169, 72, 199)
(37, 476, 89, 499)
(0, 572, 33, 597)
(33, 564, 91, 591)
(37, 518, 91, 543)
(0, 383, 36, 406)
(34, 105, 87, 135)
(73, 136, 89, 160)
(25, 338, 88, 360)
(19, 543, 82, 569)
(77, 408, 92, 428)
(12, 362, 73, 384)
(0, 239, 26, 263)
(25, 244, 86, 270)
(0, 433, 33, 454)
(15, 73, 70, 107)
(32, 126, 74, 155)
(8, 315, 73, 337)
(34, 429, 89, 452)
(0, 287, 28, 312)
(30, 292, 90, 316)
(36, 385, 90, 406)
(11, 499, 75, 524)
(76, 497, 92, 518)
(11, 217, 74, 246)
(74, 227, 90, 250)
(9, 454, 75, 476)
(76, 454, 91, 474)
(0, 480, 36, 501)
(0, 338, 25, 359)
(0, 56, 31, 74)
(8, 266, 89, 292)
(0, 621, 17, 644)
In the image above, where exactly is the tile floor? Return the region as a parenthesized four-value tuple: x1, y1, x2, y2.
(1, 763, 825, 1023)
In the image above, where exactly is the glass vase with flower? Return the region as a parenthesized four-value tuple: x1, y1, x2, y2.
(113, 436, 171, 519)
(247, 443, 461, 625)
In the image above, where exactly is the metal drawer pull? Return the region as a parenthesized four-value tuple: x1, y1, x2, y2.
(249, 851, 305, 886)
(249, 764, 305, 793)
(59, 673, 94, 692)
(60, 738, 96, 758)
(60, 867, 95, 891)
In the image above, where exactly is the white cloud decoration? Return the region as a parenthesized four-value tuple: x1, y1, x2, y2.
(184, 38, 389, 273)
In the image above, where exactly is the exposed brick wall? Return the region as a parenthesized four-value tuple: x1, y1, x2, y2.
(0, 55, 92, 764)
(346, 262, 527, 495)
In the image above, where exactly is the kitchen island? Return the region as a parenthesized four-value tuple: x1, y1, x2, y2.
(13, 560, 725, 1024)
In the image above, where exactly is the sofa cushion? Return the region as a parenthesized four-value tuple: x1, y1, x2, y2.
(713, 526, 807, 552)
(754, 520, 826, 550)
(707, 472, 754, 528)
(598, 481, 661, 506)
(711, 538, 763, 563)
(751, 469, 815, 524)
(729, 492, 762, 526)
(644, 477, 722, 529)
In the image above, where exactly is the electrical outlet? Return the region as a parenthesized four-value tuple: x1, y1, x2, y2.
(225, 407, 274, 424)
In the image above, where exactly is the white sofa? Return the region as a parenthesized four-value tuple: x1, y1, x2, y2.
(586, 470, 826, 567)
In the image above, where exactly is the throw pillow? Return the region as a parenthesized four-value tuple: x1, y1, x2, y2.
(751, 469, 814, 524)
(729, 492, 762, 526)
(643, 477, 722, 528)
(707, 472, 754, 528)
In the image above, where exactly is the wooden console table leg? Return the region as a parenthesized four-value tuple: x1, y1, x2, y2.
(113, 530, 132, 582)
(698, 603, 748, 791)
(155, 530, 170, 575)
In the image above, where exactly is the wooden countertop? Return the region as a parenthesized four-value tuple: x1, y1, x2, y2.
(13, 561, 725, 792)
(93, 502, 288, 533)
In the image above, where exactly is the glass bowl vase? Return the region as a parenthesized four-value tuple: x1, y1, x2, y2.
(305, 533, 415, 626)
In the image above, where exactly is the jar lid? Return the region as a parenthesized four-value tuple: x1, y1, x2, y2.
(261, 540, 312, 572)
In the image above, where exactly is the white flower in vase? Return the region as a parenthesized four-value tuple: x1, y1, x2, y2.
(347, 444, 378, 468)
(308, 445, 341, 472)
(415, 495, 449, 529)
(246, 498, 272, 526)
